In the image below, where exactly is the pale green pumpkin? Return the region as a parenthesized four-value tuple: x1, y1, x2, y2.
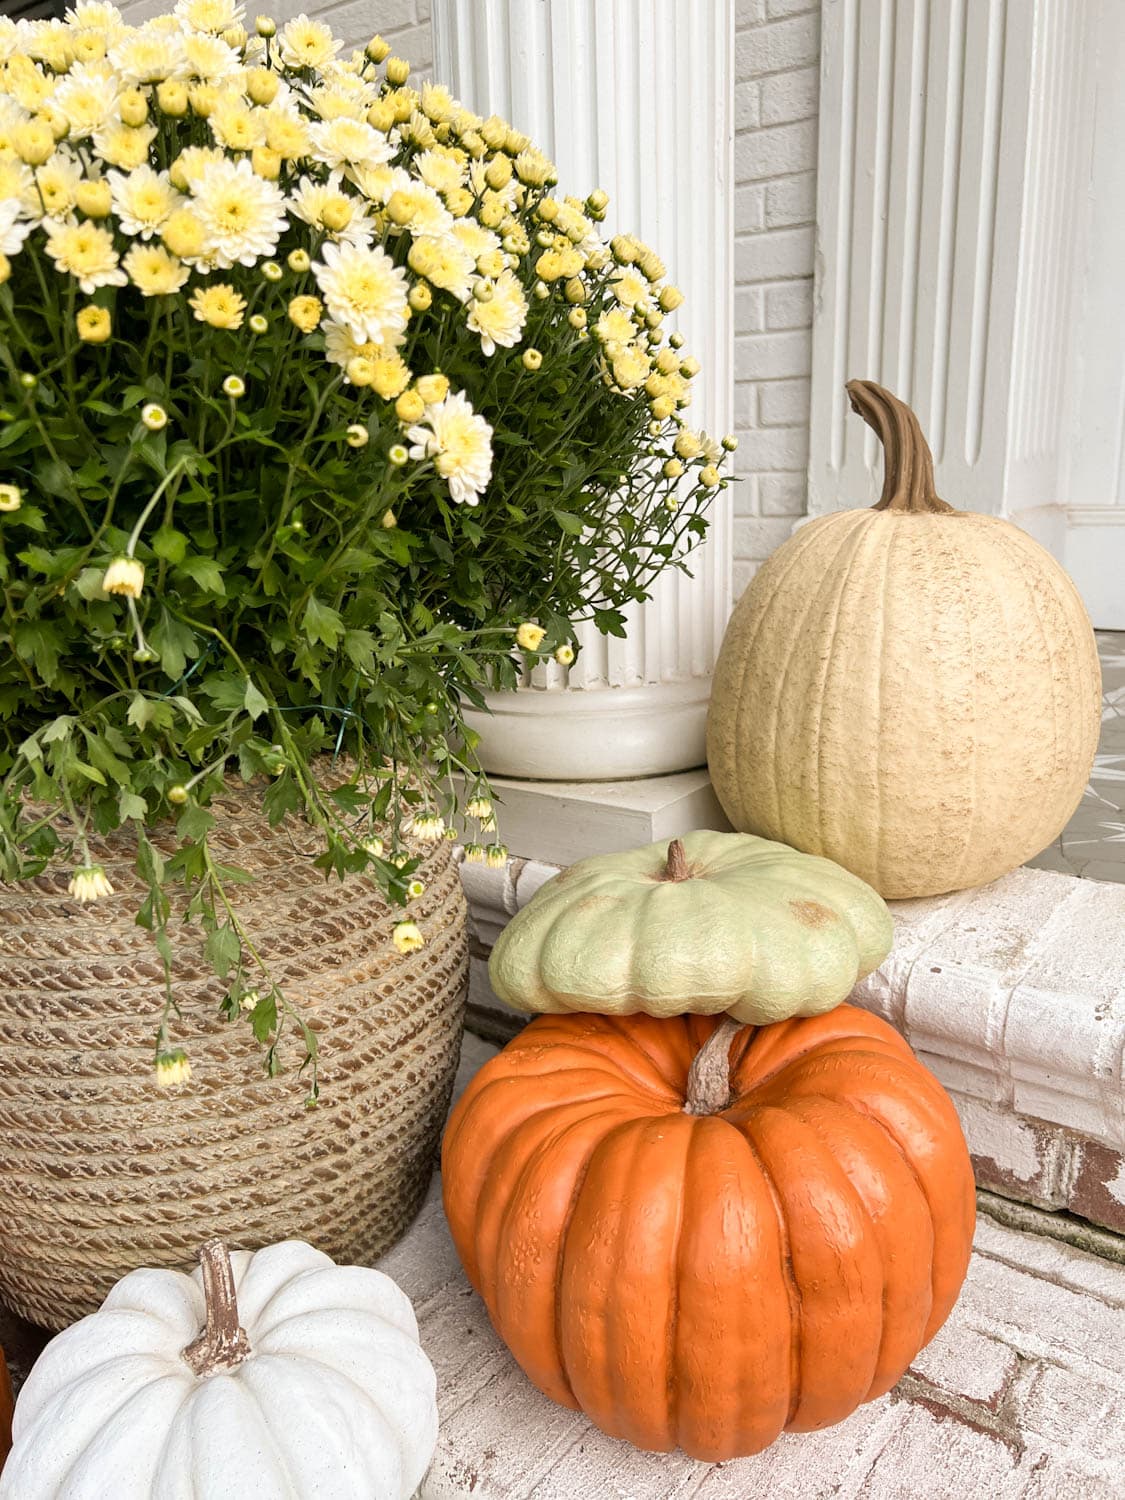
(488, 829, 894, 1023)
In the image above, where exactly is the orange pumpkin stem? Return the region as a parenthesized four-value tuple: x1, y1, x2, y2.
(662, 838, 691, 882)
(684, 1016, 743, 1115)
(845, 379, 955, 515)
(182, 1239, 251, 1376)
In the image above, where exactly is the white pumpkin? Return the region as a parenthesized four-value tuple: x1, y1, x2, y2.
(0, 1239, 438, 1500)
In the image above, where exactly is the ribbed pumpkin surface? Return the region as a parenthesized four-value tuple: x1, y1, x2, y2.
(707, 382, 1101, 898)
(442, 1007, 975, 1461)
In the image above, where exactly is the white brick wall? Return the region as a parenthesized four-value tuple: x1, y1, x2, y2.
(118, 0, 433, 63)
(732, 0, 820, 599)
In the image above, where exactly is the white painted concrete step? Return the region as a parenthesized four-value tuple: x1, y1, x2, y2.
(386, 1036, 1125, 1500)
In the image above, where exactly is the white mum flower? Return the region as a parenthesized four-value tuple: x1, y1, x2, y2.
(0, 201, 32, 258)
(68, 863, 114, 904)
(321, 319, 405, 370)
(0, 160, 34, 211)
(278, 13, 341, 69)
(180, 31, 241, 81)
(170, 145, 225, 190)
(288, 171, 374, 247)
(173, 0, 245, 32)
(450, 219, 501, 265)
(108, 165, 182, 238)
(191, 156, 287, 268)
(53, 62, 121, 137)
(66, 2, 126, 30)
(414, 148, 465, 196)
(466, 269, 529, 356)
(307, 116, 393, 172)
(407, 391, 494, 508)
(312, 241, 410, 348)
(108, 23, 186, 83)
(0, 19, 22, 64)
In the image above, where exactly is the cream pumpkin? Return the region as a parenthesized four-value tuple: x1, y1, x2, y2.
(0, 1239, 438, 1500)
(707, 380, 1101, 899)
(488, 829, 892, 1023)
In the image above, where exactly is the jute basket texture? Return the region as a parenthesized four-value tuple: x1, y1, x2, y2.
(0, 773, 469, 1330)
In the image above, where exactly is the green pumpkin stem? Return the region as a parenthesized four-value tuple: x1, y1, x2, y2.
(182, 1239, 252, 1376)
(845, 379, 955, 515)
(662, 838, 691, 882)
(683, 1016, 743, 1116)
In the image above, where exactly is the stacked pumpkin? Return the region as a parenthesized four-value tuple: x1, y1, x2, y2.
(442, 828, 977, 1461)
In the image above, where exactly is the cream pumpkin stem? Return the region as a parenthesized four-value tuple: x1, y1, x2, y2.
(845, 379, 955, 516)
(661, 838, 692, 882)
(683, 1016, 743, 1116)
(182, 1239, 252, 1376)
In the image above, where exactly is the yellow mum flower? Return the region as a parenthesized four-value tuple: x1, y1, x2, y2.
(209, 98, 266, 152)
(124, 244, 189, 296)
(103, 556, 145, 597)
(161, 207, 206, 261)
(13, 119, 55, 167)
(156, 79, 189, 116)
(155, 1050, 192, 1088)
(516, 622, 546, 652)
(287, 295, 323, 333)
(44, 219, 127, 295)
(75, 305, 112, 342)
(0, 484, 23, 513)
(369, 356, 412, 400)
(189, 281, 247, 330)
(94, 122, 158, 171)
(407, 235, 474, 302)
(392, 920, 425, 955)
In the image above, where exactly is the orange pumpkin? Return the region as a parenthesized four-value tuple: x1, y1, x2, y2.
(442, 1006, 975, 1461)
(0, 1343, 12, 1475)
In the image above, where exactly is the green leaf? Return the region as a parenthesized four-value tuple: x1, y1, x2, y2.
(177, 556, 226, 595)
(127, 693, 174, 731)
(302, 595, 345, 649)
(243, 678, 269, 719)
(41, 715, 74, 744)
(204, 922, 241, 980)
(150, 611, 197, 679)
(176, 804, 215, 841)
(342, 628, 376, 673)
(118, 789, 147, 820)
(552, 510, 586, 535)
(13, 621, 62, 684)
(152, 526, 189, 564)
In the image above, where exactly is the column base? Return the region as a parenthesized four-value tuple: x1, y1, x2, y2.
(460, 677, 712, 781)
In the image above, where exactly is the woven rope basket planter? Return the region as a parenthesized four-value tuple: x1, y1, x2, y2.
(0, 778, 469, 1330)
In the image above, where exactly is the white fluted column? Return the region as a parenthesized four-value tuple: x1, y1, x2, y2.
(433, 0, 734, 780)
(808, 0, 1098, 539)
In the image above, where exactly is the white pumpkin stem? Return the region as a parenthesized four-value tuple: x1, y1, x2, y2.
(661, 838, 692, 882)
(845, 380, 955, 516)
(182, 1239, 252, 1376)
(683, 1016, 743, 1116)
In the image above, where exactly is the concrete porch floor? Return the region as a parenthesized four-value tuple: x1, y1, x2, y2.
(1028, 630, 1125, 884)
